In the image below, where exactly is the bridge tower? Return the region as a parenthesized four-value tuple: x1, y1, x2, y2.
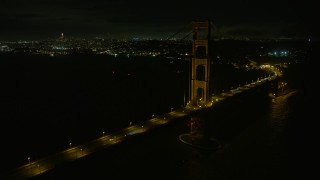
(190, 20, 212, 106)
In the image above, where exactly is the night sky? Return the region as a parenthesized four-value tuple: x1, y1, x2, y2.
(0, 0, 318, 40)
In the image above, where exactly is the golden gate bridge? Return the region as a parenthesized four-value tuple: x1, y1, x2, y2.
(1, 20, 283, 180)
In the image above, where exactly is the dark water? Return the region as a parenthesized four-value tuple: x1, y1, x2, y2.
(0, 51, 307, 179)
(0, 53, 187, 173)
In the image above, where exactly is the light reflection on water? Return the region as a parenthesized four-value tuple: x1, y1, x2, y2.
(270, 90, 297, 135)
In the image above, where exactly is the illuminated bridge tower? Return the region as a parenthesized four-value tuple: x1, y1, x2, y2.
(190, 20, 212, 106)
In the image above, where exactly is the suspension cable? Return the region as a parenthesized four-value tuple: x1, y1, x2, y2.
(165, 22, 192, 41)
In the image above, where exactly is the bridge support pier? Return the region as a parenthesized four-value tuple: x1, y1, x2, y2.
(190, 20, 212, 107)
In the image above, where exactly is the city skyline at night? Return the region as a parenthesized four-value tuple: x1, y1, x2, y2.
(0, 1, 314, 179)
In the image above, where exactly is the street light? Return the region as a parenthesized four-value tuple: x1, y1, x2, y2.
(102, 131, 105, 136)
(28, 157, 30, 163)
(69, 142, 72, 148)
